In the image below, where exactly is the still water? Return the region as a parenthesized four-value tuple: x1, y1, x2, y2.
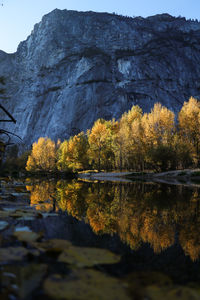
(26, 179, 200, 262)
(2, 177, 200, 298)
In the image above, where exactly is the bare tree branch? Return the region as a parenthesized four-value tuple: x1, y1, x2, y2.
(0, 129, 22, 140)
(0, 104, 16, 123)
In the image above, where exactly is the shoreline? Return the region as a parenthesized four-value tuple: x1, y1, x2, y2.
(78, 169, 200, 185)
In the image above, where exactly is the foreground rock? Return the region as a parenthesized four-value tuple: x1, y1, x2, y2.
(1, 10, 200, 146)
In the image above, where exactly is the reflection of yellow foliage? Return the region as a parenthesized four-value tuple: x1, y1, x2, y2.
(179, 225, 200, 261)
(118, 213, 130, 234)
(27, 180, 200, 260)
(120, 231, 141, 251)
(87, 207, 107, 233)
(140, 214, 174, 253)
(57, 181, 86, 220)
(130, 218, 140, 236)
(26, 181, 56, 212)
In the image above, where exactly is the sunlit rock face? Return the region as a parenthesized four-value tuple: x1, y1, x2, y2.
(1, 10, 200, 146)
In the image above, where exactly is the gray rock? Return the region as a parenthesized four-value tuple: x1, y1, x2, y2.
(1, 10, 200, 147)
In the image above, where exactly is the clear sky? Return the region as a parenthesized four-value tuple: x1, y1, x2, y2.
(0, 0, 200, 53)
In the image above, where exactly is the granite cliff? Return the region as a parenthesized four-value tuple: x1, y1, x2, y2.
(1, 9, 200, 146)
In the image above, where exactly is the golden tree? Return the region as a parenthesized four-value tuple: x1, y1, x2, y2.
(57, 140, 70, 171)
(26, 137, 56, 172)
(57, 132, 89, 172)
(88, 119, 114, 171)
(178, 97, 200, 165)
(117, 105, 143, 170)
(142, 103, 175, 171)
(142, 103, 175, 147)
(68, 132, 89, 171)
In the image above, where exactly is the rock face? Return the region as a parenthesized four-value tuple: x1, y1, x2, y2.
(1, 9, 200, 146)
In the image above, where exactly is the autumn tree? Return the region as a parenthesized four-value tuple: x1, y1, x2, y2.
(57, 140, 70, 172)
(100, 119, 117, 170)
(178, 97, 200, 166)
(142, 103, 175, 146)
(142, 103, 175, 171)
(26, 137, 56, 172)
(57, 132, 89, 172)
(25, 99, 200, 173)
(116, 105, 144, 170)
(66, 132, 89, 171)
(171, 133, 192, 169)
(88, 119, 115, 171)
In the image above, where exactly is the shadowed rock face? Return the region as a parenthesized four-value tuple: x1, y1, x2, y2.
(1, 9, 200, 146)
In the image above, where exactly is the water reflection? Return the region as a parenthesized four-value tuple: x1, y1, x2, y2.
(26, 181, 58, 212)
(26, 180, 200, 261)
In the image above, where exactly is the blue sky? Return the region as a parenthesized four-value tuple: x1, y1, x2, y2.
(0, 0, 200, 53)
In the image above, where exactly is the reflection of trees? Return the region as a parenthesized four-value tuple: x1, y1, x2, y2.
(56, 180, 87, 220)
(27, 180, 200, 260)
(140, 214, 175, 253)
(86, 184, 118, 234)
(179, 224, 200, 261)
(26, 181, 57, 212)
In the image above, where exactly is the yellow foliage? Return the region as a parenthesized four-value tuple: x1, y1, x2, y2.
(88, 119, 115, 170)
(142, 103, 175, 146)
(27, 181, 57, 212)
(26, 137, 56, 172)
(57, 132, 89, 172)
(178, 97, 200, 164)
(24, 99, 199, 172)
(25, 179, 200, 261)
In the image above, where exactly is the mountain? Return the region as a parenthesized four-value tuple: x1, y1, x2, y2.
(1, 9, 200, 146)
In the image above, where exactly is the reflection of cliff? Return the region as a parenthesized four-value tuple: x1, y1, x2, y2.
(27, 180, 200, 260)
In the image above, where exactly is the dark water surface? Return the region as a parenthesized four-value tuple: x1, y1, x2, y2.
(27, 180, 200, 277)
(1, 178, 200, 299)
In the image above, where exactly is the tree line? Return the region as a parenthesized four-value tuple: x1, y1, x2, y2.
(26, 97, 200, 173)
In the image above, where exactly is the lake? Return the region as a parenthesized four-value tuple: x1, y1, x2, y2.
(1, 177, 200, 299)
